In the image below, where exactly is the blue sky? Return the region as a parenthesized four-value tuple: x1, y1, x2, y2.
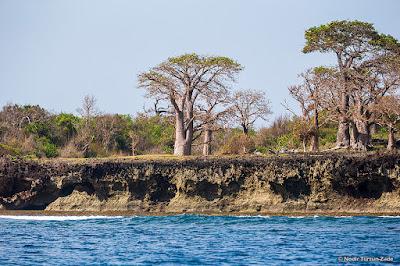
(1, 0, 399, 123)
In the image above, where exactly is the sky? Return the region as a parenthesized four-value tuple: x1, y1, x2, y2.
(1, 0, 400, 124)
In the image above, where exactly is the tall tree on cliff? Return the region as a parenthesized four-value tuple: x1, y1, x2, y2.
(303, 20, 390, 149)
(349, 34, 400, 150)
(349, 53, 400, 150)
(138, 54, 242, 156)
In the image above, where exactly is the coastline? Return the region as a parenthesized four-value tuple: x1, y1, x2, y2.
(1, 210, 400, 217)
(1, 154, 400, 214)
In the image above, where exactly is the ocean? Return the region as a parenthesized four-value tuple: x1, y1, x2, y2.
(0, 215, 398, 265)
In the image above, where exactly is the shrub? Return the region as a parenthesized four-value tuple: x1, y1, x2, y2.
(219, 133, 256, 154)
(132, 114, 174, 154)
(0, 143, 22, 156)
(319, 126, 337, 147)
(54, 113, 80, 143)
(276, 132, 299, 150)
(59, 141, 83, 158)
(36, 137, 58, 158)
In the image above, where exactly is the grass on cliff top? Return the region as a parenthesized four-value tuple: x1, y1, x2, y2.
(30, 150, 395, 165)
(37, 154, 275, 164)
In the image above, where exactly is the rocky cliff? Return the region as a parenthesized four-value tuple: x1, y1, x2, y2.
(0, 154, 399, 214)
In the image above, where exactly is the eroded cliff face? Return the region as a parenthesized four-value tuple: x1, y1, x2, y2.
(0, 154, 399, 214)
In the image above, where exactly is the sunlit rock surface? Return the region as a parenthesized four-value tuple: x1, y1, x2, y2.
(0, 154, 399, 214)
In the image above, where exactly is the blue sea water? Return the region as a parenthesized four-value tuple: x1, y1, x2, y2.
(0, 215, 399, 265)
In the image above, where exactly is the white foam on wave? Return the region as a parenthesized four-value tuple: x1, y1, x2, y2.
(0, 215, 124, 221)
(234, 215, 271, 218)
(378, 215, 400, 218)
(333, 216, 353, 218)
(288, 216, 306, 218)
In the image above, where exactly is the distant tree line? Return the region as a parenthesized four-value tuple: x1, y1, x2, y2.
(0, 97, 175, 158)
(0, 20, 399, 158)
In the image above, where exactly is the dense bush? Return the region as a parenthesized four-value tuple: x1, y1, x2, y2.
(132, 114, 174, 154)
(218, 129, 256, 155)
(0, 102, 394, 158)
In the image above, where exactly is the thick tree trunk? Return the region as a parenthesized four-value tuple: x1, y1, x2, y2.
(174, 135, 187, 156)
(336, 119, 350, 148)
(310, 109, 319, 152)
(310, 134, 318, 152)
(174, 111, 191, 156)
(202, 129, 212, 156)
(387, 127, 396, 151)
(174, 134, 191, 156)
(353, 120, 370, 151)
(185, 105, 194, 155)
(351, 101, 371, 151)
(350, 121, 358, 148)
(336, 93, 350, 148)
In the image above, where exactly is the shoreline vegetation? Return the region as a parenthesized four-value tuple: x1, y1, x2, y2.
(1, 20, 400, 215)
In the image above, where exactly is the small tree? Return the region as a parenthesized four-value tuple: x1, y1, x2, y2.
(230, 89, 272, 135)
(129, 131, 140, 156)
(75, 95, 100, 157)
(288, 68, 327, 152)
(77, 95, 99, 121)
(373, 95, 400, 151)
(54, 113, 79, 143)
(195, 86, 232, 156)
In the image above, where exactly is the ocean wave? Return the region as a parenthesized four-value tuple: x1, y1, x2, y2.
(333, 216, 353, 218)
(287, 215, 320, 218)
(0, 215, 124, 221)
(233, 215, 271, 218)
(377, 216, 400, 218)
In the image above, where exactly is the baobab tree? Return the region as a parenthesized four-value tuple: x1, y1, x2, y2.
(303, 20, 395, 148)
(349, 57, 400, 150)
(231, 89, 272, 135)
(138, 53, 242, 156)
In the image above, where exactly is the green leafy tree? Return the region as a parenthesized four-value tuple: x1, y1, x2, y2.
(54, 113, 80, 143)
